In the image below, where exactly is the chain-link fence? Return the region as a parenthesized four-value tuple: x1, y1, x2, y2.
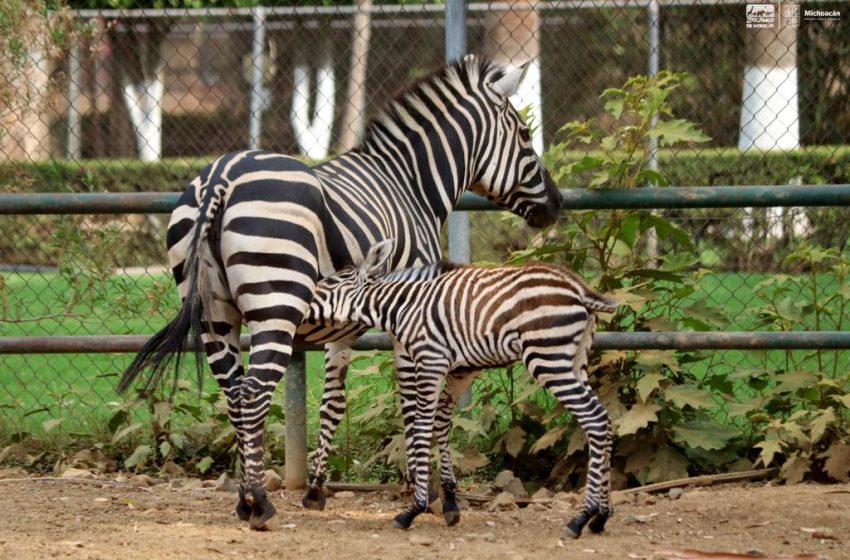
(1, 1, 849, 466)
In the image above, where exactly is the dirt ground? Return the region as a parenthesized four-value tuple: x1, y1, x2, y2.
(0, 474, 847, 560)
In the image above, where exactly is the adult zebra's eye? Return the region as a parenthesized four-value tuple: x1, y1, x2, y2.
(519, 127, 531, 142)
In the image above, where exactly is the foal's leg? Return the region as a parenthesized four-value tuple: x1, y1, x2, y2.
(303, 338, 356, 510)
(433, 372, 477, 526)
(523, 323, 612, 539)
(392, 364, 446, 529)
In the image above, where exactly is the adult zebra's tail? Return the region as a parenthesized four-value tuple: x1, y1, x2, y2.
(117, 183, 225, 396)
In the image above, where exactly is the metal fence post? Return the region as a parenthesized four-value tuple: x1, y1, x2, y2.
(646, 0, 661, 261)
(248, 6, 267, 150)
(446, 0, 469, 264)
(445, 0, 472, 408)
(67, 46, 82, 160)
(285, 350, 307, 490)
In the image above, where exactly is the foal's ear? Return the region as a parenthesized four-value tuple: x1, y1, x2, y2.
(358, 239, 395, 280)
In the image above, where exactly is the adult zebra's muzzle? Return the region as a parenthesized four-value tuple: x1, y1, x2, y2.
(525, 168, 562, 228)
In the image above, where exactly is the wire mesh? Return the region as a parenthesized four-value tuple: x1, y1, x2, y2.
(1, 1, 848, 445)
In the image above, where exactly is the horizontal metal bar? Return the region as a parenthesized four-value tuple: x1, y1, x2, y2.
(2, 185, 848, 216)
(2, 332, 849, 355)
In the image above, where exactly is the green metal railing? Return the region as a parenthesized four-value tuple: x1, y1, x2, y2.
(2, 184, 850, 215)
(2, 185, 849, 488)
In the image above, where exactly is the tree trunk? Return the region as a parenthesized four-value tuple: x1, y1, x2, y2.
(291, 40, 336, 161)
(739, 7, 799, 151)
(337, 0, 372, 152)
(483, 0, 543, 154)
(110, 20, 168, 161)
(1, 47, 51, 160)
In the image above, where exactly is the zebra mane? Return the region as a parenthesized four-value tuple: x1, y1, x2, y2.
(380, 259, 464, 282)
(357, 56, 504, 152)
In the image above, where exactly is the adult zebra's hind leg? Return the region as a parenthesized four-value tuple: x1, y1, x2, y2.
(303, 338, 356, 510)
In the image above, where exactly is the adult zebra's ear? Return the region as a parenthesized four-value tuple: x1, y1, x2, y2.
(358, 238, 395, 283)
(490, 60, 532, 99)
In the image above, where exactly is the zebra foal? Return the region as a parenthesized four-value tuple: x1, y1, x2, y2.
(307, 240, 618, 539)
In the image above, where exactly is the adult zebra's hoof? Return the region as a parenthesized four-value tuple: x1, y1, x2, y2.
(443, 507, 461, 527)
(587, 512, 609, 534)
(236, 488, 252, 522)
(248, 487, 277, 531)
(301, 485, 327, 511)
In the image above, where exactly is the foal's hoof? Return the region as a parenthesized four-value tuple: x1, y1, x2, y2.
(301, 485, 327, 511)
(392, 503, 425, 530)
(562, 508, 597, 540)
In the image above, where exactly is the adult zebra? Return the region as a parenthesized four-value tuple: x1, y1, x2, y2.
(306, 240, 617, 538)
(118, 56, 561, 530)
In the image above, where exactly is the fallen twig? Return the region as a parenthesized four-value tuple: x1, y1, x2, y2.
(619, 468, 780, 495)
(0, 477, 154, 492)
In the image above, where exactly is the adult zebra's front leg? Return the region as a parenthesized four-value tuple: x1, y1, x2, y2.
(303, 338, 356, 510)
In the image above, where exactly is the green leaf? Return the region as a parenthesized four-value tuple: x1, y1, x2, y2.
(169, 432, 187, 450)
(112, 422, 142, 444)
(456, 446, 489, 474)
(774, 371, 816, 393)
(781, 454, 810, 484)
(635, 350, 680, 373)
(617, 214, 642, 248)
(42, 418, 64, 433)
(617, 401, 661, 436)
(810, 408, 836, 445)
(635, 373, 664, 402)
(648, 118, 710, 146)
(820, 442, 850, 482)
(664, 385, 715, 409)
(196, 456, 214, 474)
(504, 426, 526, 458)
(641, 215, 696, 252)
(566, 428, 587, 457)
(453, 416, 486, 437)
(530, 425, 567, 454)
(671, 420, 738, 450)
(640, 168, 669, 187)
(124, 445, 151, 470)
(159, 440, 172, 458)
(755, 437, 783, 467)
(647, 447, 689, 483)
(603, 96, 625, 120)
(831, 393, 850, 410)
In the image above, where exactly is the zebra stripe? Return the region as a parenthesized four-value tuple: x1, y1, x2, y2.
(308, 240, 617, 537)
(118, 56, 561, 530)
